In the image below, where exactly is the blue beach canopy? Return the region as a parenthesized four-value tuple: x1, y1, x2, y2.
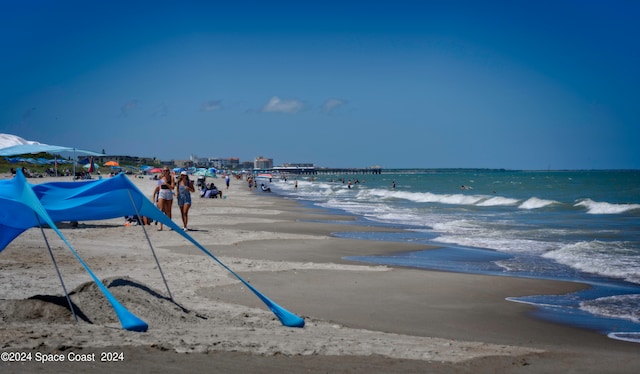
(0, 143, 104, 157)
(0, 170, 304, 329)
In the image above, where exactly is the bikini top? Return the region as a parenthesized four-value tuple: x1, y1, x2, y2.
(160, 178, 171, 189)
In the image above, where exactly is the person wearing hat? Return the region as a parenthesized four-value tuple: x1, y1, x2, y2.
(176, 171, 195, 230)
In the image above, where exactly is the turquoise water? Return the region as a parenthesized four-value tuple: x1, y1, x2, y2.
(263, 169, 640, 343)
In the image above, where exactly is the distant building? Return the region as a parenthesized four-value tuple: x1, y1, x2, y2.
(209, 157, 240, 170)
(254, 156, 273, 169)
(95, 155, 149, 165)
(239, 161, 254, 170)
(94, 155, 170, 168)
(191, 155, 210, 168)
(174, 159, 194, 168)
(90, 153, 272, 171)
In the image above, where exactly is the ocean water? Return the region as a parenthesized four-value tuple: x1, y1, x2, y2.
(262, 169, 640, 343)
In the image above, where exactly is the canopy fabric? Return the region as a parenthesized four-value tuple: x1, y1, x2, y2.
(0, 172, 165, 252)
(0, 143, 104, 157)
(0, 170, 148, 331)
(0, 133, 42, 148)
(0, 133, 104, 156)
(0, 171, 304, 329)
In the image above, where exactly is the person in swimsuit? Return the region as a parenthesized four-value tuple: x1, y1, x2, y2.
(157, 167, 175, 231)
(176, 171, 195, 230)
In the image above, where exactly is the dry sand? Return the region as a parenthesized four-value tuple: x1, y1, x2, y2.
(1, 174, 639, 373)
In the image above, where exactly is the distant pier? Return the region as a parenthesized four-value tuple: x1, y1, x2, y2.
(261, 166, 382, 175)
(314, 167, 382, 175)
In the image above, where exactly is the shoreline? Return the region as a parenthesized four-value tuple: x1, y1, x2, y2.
(1, 174, 639, 373)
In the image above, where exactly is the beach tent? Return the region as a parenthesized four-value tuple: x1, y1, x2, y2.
(0, 141, 104, 157)
(0, 170, 304, 330)
(0, 133, 105, 177)
(0, 144, 104, 157)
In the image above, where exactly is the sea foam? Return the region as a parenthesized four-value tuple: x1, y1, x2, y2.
(543, 241, 640, 284)
(519, 197, 557, 209)
(575, 199, 640, 214)
(581, 294, 640, 323)
(476, 196, 520, 207)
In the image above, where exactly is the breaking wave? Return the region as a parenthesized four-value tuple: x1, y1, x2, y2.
(575, 199, 640, 214)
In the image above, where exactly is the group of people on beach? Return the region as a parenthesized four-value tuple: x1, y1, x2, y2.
(150, 168, 233, 231)
(200, 182, 223, 198)
(152, 167, 195, 231)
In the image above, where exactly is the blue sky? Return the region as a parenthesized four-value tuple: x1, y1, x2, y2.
(1, 1, 638, 169)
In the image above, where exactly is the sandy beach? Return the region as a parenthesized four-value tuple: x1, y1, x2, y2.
(1, 174, 639, 373)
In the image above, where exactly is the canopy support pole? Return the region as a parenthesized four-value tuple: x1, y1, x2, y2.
(35, 214, 78, 323)
(126, 190, 173, 301)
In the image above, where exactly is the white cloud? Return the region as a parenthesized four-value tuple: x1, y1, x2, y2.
(201, 100, 222, 112)
(261, 96, 303, 113)
(322, 98, 347, 113)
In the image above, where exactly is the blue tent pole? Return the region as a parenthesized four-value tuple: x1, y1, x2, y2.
(35, 214, 78, 322)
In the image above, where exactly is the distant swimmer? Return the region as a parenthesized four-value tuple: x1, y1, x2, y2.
(461, 185, 472, 190)
(392, 180, 396, 189)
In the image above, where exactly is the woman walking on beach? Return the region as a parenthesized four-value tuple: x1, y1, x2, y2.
(176, 171, 195, 230)
(157, 167, 175, 231)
